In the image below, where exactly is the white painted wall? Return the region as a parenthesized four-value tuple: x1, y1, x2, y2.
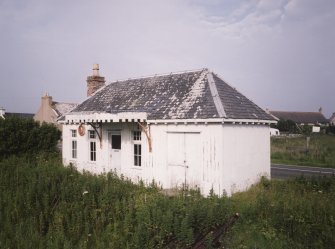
(221, 125, 271, 195)
(62, 122, 270, 196)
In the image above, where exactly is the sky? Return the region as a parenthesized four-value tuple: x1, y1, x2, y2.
(0, 0, 334, 117)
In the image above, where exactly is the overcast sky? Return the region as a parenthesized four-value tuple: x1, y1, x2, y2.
(0, 0, 334, 117)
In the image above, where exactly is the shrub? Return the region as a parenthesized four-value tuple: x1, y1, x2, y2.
(0, 117, 61, 158)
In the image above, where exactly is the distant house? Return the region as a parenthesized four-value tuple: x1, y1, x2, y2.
(60, 65, 276, 196)
(269, 110, 328, 126)
(0, 107, 5, 119)
(34, 93, 77, 129)
(0, 107, 34, 119)
(330, 113, 335, 126)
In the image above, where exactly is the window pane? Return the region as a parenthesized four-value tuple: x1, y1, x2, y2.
(90, 141, 96, 161)
(133, 131, 141, 141)
(72, 140, 77, 159)
(134, 144, 141, 166)
(89, 130, 95, 139)
(112, 135, 121, 149)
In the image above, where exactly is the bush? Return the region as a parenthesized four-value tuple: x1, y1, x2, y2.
(276, 119, 300, 133)
(0, 117, 61, 158)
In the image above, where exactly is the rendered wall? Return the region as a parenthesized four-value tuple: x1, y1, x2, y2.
(221, 124, 271, 195)
(62, 122, 270, 196)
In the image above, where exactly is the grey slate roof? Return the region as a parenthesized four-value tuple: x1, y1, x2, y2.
(270, 111, 329, 124)
(71, 69, 274, 121)
(5, 112, 34, 119)
(52, 102, 78, 116)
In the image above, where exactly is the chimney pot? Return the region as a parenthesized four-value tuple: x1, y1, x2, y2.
(93, 64, 99, 76)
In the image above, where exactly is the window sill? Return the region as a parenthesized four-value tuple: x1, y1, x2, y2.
(131, 166, 142, 170)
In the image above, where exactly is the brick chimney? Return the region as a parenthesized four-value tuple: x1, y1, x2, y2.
(87, 64, 105, 97)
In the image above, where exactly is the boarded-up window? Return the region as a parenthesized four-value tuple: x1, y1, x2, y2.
(167, 132, 185, 166)
(167, 132, 200, 166)
(167, 132, 201, 187)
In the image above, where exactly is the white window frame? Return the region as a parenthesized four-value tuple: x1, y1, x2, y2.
(71, 140, 77, 159)
(71, 129, 77, 138)
(71, 129, 77, 159)
(89, 130, 96, 162)
(133, 131, 142, 166)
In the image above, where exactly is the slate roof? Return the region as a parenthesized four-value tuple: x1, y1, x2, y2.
(52, 102, 78, 116)
(5, 112, 34, 119)
(270, 111, 329, 124)
(71, 69, 274, 121)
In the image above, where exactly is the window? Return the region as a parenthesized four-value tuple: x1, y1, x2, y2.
(133, 131, 141, 166)
(133, 131, 141, 141)
(71, 130, 77, 137)
(89, 130, 96, 139)
(90, 141, 96, 161)
(134, 144, 141, 166)
(112, 135, 121, 150)
(72, 140, 77, 159)
(71, 130, 77, 159)
(89, 130, 96, 161)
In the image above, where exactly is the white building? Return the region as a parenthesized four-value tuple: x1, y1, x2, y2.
(60, 65, 276, 196)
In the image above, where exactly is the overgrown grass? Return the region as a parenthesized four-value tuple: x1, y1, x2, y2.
(225, 177, 335, 249)
(271, 134, 335, 168)
(1, 154, 335, 248)
(0, 154, 231, 248)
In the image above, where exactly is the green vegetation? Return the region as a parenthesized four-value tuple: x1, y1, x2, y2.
(226, 176, 335, 249)
(1, 155, 334, 248)
(0, 117, 61, 158)
(271, 134, 335, 168)
(1, 117, 334, 248)
(0, 155, 231, 248)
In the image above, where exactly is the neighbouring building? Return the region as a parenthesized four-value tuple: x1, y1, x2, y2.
(0, 107, 34, 119)
(330, 113, 335, 126)
(34, 93, 77, 129)
(60, 65, 276, 196)
(0, 107, 5, 119)
(269, 109, 329, 126)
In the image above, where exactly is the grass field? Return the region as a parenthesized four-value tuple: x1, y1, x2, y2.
(1, 154, 335, 248)
(271, 134, 335, 168)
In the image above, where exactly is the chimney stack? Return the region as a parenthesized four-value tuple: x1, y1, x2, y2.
(42, 93, 52, 106)
(319, 107, 323, 113)
(87, 64, 105, 97)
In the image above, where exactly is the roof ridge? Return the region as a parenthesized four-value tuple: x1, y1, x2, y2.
(107, 68, 207, 84)
(271, 110, 324, 114)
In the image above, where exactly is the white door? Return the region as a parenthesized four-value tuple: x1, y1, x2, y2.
(167, 132, 201, 188)
(108, 131, 121, 174)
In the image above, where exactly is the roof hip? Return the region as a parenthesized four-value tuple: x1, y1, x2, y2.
(207, 71, 226, 118)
